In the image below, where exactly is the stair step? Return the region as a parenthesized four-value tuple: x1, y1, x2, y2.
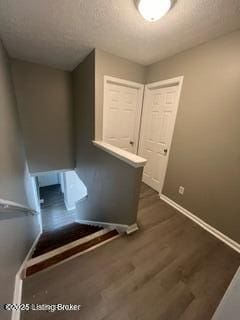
(32, 222, 103, 257)
(26, 229, 119, 277)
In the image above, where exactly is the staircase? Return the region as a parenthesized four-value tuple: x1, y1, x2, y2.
(25, 222, 119, 277)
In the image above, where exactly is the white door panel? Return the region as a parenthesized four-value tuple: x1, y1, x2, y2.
(103, 77, 144, 154)
(139, 78, 183, 193)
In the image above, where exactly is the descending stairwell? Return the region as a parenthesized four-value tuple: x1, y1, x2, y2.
(25, 222, 119, 277)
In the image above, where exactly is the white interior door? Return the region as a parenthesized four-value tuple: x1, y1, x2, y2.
(139, 77, 183, 193)
(103, 76, 144, 154)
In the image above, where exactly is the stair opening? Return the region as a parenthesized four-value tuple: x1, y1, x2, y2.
(26, 223, 119, 276)
(35, 170, 87, 232)
(26, 171, 119, 276)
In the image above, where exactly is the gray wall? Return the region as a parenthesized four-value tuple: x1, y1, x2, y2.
(95, 49, 146, 140)
(0, 46, 29, 205)
(0, 41, 40, 318)
(73, 51, 143, 225)
(146, 30, 240, 243)
(11, 60, 74, 174)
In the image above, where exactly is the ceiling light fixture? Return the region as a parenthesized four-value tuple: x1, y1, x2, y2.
(136, 0, 172, 22)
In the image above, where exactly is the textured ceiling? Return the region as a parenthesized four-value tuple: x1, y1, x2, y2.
(0, 0, 240, 70)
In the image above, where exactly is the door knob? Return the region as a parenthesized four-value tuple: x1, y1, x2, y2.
(164, 148, 168, 154)
(130, 141, 134, 146)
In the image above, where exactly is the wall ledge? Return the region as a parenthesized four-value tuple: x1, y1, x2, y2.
(92, 141, 147, 168)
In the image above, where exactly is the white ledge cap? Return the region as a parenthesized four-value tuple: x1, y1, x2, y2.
(92, 141, 147, 168)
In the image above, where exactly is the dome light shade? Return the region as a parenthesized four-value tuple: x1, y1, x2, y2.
(136, 0, 172, 22)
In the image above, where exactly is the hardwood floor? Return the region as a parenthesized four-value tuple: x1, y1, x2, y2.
(40, 184, 79, 231)
(21, 183, 240, 320)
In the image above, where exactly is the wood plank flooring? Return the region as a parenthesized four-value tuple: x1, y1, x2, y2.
(21, 183, 240, 320)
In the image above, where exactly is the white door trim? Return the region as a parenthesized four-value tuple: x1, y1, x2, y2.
(104, 76, 144, 90)
(139, 76, 184, 195)
(146, 76, 184, 90)
(103, 76, 144, 154)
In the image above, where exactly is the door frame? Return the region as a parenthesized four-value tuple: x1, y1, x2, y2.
(138, 76, 184, 195)
(103, 76, 144, 154)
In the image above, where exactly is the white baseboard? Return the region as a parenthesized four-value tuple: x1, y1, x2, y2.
(160, 194, 240, 254)
(76, 219, 128, 232)
(11, 230, 42, 320)
(11, 274, 22, 320)
(76, 219, 138, 234)
(126, 223, 139, 235)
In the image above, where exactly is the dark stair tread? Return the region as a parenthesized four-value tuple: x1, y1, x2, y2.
(26, 229, 119, 277)
(32, 222, 103, 258)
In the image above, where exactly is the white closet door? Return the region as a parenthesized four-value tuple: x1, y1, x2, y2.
(139, 79, 183, 193)
(103, 76, 144, 153)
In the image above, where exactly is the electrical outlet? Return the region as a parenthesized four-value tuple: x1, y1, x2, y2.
(178, 186, 185, 195)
